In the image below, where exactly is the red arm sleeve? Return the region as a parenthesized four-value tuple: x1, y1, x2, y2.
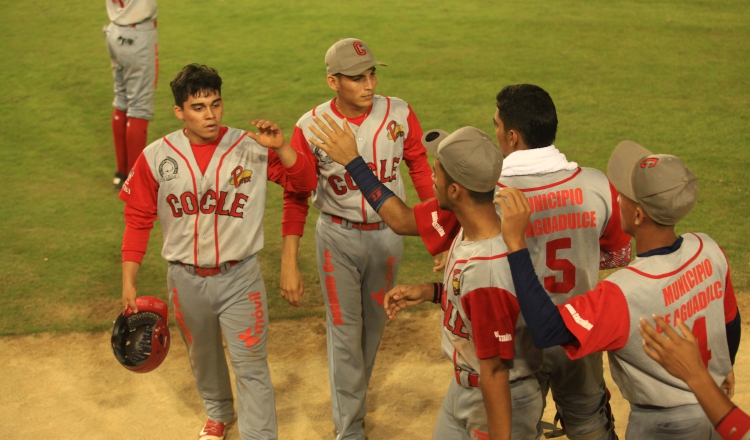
(462, 287, 521, 360)
(280, 127, 317, 237)
(558, 281, 631, 359)
(402, 106, 434, 201)
(413, 199, 461, 256)
(119, 154, 159, 263)
(716, 407, 750, 440)
(266, 128, 318, 192)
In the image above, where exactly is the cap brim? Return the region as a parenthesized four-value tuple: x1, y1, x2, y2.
(607, 140, 652, 201)
(337, 60, 388, 76)
(421, 129, 450, 157)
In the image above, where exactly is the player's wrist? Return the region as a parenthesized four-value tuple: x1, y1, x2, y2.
(431, 282, 444, 304)
(345, 157, 396, 212)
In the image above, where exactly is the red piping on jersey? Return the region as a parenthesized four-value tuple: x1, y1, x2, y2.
(164, 137, 200, 266)
(212, 132, 248, 266)
(364, 97, 391, 222)
(625, 233, 704, 279)
(496, 168, 582, 191)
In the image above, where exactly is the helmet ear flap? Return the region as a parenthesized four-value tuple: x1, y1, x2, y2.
(111, 296, 171, 373)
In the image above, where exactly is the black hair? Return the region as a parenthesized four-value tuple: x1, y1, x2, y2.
(496, 84, 558, 149)
(170, 64, 222, 108)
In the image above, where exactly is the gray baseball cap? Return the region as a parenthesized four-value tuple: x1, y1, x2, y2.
(607, 140, 698, 225)
(325, 38, 387, 76)
(422, 127, 503, 192)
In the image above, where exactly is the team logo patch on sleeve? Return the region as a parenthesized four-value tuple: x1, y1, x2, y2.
(386, 120, 405, 141)
(158, 157, 180, 182)
(230, 166, 253, 188)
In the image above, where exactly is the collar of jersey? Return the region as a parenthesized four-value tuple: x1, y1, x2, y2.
(330, 98, 371, 126)
(637, 236, 684, 258)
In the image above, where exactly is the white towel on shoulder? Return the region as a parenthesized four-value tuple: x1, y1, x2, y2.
(501, 145, 578, 177)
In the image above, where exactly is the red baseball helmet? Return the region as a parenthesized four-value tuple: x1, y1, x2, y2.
(111, 296, 171, 373)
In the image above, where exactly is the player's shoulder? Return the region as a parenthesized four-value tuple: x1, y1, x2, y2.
(378, 95, 410, 109)
(297, 99, 334, 125)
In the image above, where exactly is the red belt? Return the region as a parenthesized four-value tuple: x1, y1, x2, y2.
(455, 367, 480, 388)
(331, 215, 384, 231)
(181, 261, 239, 277)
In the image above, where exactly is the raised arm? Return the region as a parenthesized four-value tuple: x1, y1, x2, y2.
(306, 112, 420, 236)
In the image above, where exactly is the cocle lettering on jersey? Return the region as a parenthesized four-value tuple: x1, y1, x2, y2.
(659, 258, 724, 325)
(167, 191, 248, 218)
(323, 250, 344, 326)
(327, 158, 401, 195)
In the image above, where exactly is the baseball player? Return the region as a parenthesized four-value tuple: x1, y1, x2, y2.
(104, 0, 159, 189)
(312, 84, 632, 439)
(281, 38, 434, 439)
(496, 140, 741, 439)
(308, 120, 546, 439)
(119, 64, 317, 440)
(640, 316, 750, 440)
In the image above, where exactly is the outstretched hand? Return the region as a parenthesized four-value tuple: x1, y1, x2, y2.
(248, 119, 286, 150)
(639, 315, 705, 384)
(307, 113, 360, 166)
(494, 187, 531, 252)
(383, 284, 431, 319)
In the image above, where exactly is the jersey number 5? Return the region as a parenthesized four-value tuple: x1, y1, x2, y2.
(545, 238, 576, 294)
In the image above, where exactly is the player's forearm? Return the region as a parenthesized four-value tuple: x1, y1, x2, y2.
(479, 357, 512, 440)
(683, 367, 735, 427)
(507, 249, 577, 348)
(281, 235, 301, 266)
(273, 142, 298, 168)
(122, 261, 140, 288)
(343, 156, 420, 235)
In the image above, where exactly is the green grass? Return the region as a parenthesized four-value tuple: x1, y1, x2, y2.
(1, 0, 748, 335)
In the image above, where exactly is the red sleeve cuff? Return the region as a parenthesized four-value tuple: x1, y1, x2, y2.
(716, 406, 750, 439)
(122, 250, 145, 264)
(282, 221, 306, 237)
(414, 199, 460, 256)
(283, 149, 305, 175)
(415, 184, 435, 202)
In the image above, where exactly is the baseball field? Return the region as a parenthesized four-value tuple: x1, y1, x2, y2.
(1, 0, 749, 438)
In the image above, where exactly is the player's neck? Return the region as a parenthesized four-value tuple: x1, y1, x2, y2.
(333, 97, 371, 119)
(456, 204, 500, 242)
(633, 227, 679, 255)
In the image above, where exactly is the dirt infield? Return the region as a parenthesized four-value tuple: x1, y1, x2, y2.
(3, 305, 748, 439)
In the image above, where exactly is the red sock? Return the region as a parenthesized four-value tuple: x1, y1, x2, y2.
(126, 118, 149, 173)
(112, 109, 128, 176)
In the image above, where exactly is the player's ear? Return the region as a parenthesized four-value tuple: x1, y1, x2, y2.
(174, 105, 184, 121)
(326, 75, 339, 92)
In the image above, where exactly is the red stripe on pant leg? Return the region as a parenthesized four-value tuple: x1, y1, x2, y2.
(172, 288, 193, 345)
(324, 250, 344, 325)
(112, 109, 127, 175)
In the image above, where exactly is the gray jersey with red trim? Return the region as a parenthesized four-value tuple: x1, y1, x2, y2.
(106, 0, 157, 25)
(130, 127, 268, 266)
(440, 229, 542, 381)
(602, 232, 732, 407)
(296, 95, 411, 222)
(498, 167, 620, 305)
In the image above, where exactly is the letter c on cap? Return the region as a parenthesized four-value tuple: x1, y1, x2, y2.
(353, 41, 366, 56)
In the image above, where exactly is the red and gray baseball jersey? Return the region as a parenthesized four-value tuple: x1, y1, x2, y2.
(106, 0, 157, 26)
(558, 232, 736, 407)
(441, 229, 542, 380)
(282, 95, 433, 234)
(498, 168, 631, 304)
(120, 126, 316, 265)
